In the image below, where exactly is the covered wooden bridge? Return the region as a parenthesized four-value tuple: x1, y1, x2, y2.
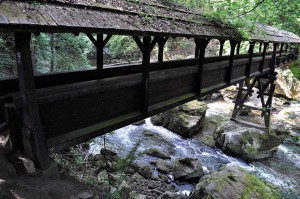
(0, 0, 299, 170)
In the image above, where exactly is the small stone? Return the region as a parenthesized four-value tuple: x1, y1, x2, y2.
(156, 159, 172, 174)
(78, 191, 94, 199)
(173, 158, 204, 183)
(0, 179, 16, 199)
(100, 148, 117, 156)
(138, 165, 152, 179)
(132, 120, 146, 126)
(238, 107, 251, 116)
(93, 154, 105, 161)
(143, 130, 155, 136)
(0, 155, 16, 180)
(146, 148, 171, 159)
(130, 192, 147, 199)
(151, 174, 161, 181)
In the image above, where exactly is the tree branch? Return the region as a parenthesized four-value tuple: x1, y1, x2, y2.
(233, 0, 266, 18)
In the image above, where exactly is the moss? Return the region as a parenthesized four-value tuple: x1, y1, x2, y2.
(242, 171, 281, 199)
(290, 59, 300, 79)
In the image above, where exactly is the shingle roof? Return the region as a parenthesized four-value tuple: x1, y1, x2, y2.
(0, 0, 299, 43)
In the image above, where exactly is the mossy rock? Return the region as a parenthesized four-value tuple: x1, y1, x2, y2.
(190, 163, 281, 199)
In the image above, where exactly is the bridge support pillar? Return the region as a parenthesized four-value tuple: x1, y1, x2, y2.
(231, 73, 277, 132)
(15, 32, 50, 170)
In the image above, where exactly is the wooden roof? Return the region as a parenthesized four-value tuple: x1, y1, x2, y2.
(0, 0, 299, 43)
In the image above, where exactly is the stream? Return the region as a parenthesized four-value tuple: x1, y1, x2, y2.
(89, 100, 300, 198)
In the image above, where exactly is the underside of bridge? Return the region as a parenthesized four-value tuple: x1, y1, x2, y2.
(0, 0, 299, 170)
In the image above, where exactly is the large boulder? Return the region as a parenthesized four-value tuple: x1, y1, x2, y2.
(275, 67, 300, 100)
(214, 121, 281, 161)
(277, 107, 300, 127)
(0, 155, 16, 180)
(173, 158, 204, 182)
(151, 100, 207, 137)
(190, 163, 281, 199)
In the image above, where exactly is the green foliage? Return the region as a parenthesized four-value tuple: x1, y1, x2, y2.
(108, 36, 140, 60)
(33, 33, 93, 73)
(290, 59, 300, 79)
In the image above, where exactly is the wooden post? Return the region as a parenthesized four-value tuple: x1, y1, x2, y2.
(246, 41, 255, 77)
(219, 40, 225, 57)
(142, 36, 151, 115)
(271, 43, 278, 72)
(195, 38, 199, 58)
(195, 38, 210, 96)
(97, 34, 104, 69)
(15, 32, 49, 170)
(133, 36, 157, 115)
(227, 40, 237, 84)
(259, 42, 263, 52)
(158, 37, 168, 62)
(86, 33, 112, 69)
(259, 42, 269, 73)
(236, 41, 241, 54)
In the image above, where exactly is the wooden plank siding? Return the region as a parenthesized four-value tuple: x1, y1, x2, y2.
(1, 51, 293, 152)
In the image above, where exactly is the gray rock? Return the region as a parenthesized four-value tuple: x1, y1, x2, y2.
(238, 107, 251, 116)
(0, 179, 16, 199)
(130, 192, 147, 199)
(173, 158, 204, 182)
(151, 100, 207, 137)
(159, 191, 186, 199)
(146, 148, 171, 159)
(190, 163, 281, 199)
(271, 121, 291, 139)
(13, 153, 37, 176)
(0, 155, 16, 179)
(118, 180, 131, 199)
(214, 121, 282, 161)
(156, 159, 172, 174)
(78, 191, 94, 199)
(101, 148, 118, 156)
(138, 165, 152, 179)
(132, 120, 146, 126)
(143, 130, 155, 136)
(100, 148, 119, 162)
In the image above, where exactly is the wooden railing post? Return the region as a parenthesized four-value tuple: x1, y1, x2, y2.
(86, 33, 112, 69)
(158, 37, 168, 62)
(133, 36, 157, 115)
(259, 42, 263, 52)
(259, 42, 269, 73)
(271, 43, 278, 72)
(246, 41, 255, 77)
(195, 38, 210, 96)
(15, 32, 50, 170)
(226, 40, 237, 84)
(219, 40, 225, 57)
(236, 41, 241, 55)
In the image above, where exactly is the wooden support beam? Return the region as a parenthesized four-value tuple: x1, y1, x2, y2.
(195, 38, 200, 58)
(158, 37, 168, 62)
(219, 40, 225, 57)
(195, 38, 210, 96)
(133, 36, 156, 115)
(246, 41, 255, 78)
(259, 42, 263, 52)
(86, 33, 112, 69)
(270, 43, 278, 73)
(279, 43, 284, 57)
(227, 40, 237, 84)
(259, 42, 269, 73)
(236, 42, 241, 55)
(14, 32, 49, 170)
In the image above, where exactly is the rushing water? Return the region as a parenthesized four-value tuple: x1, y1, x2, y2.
(89, 101, 300, 197)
